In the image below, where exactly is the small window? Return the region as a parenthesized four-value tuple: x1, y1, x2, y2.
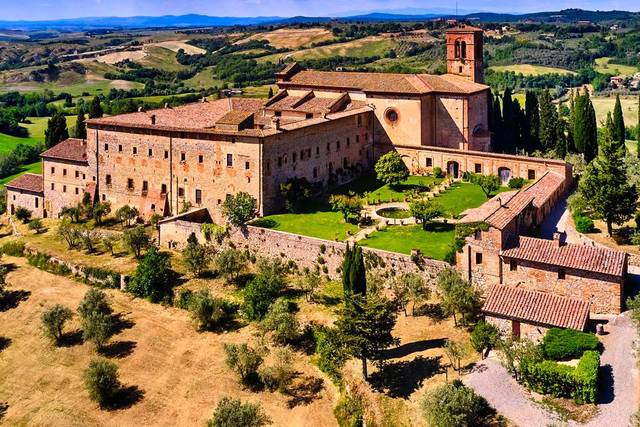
(528, 169, 536, 180)
(51, 183, 55, 190)
(510, 260, 517, 271)
(356, 135, 360, 143)
(316, 146, 320, 155)
(181, 152, 186, 162)
(458, 66, 463, 74)
(161, 184, 167, 194)
(474, 229, 482, 240)
(75, 170, 79, 178)
(266, 161, 270, 171)
(178, 187, 184, 197)
(104, 143, 109, 151)
(336, 140, 341, 150)
(51, 167, 55, 174)
(75, 188, 79, 195)
(227, 154, 233, 167)
(475, 252, 483, 265)
(385, 108, 399, 123)
(164, 150, 169, 159)
(102, 194, 106, 201)
(313, 167, 318, 178)
(62, 185, 67, 193)
(133, 147, 137, 155)
(195, 189, 202, 204)
(278, 157, 282, 168)
(118, 144, 123, 152)
(245, 161, 250, 170)
(63, 168, 67, 176)
(475, 163, 482, 173)
(326, 143, 330, 153)
(357, 115, 362, 127)
(105, 174, 112, 185)
(426, 158, 433, 167)
(127, 178, 134, 190)
(142, 181, 148, 193)
(300, 150, 304, 160)
(558, 269, 566, 280)
(148, 148, 153, 157)
(198, 155, 204, 164)
(35, 197, 39, 208)
(292, 152, 297, 163)
(346, 137, 350, 147)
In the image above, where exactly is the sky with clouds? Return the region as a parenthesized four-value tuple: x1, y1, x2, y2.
(2, 0, 637, 21)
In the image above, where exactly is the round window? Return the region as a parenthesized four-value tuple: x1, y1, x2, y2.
(385, 108, 399, 124)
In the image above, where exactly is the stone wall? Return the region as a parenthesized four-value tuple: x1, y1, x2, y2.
(7, 188, 44, 218)
(486, 316, 550, 342)
(158, 221, 448, 280)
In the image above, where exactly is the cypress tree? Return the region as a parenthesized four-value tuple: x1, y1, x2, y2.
(538, 90, 558, 153)
(88, 96, 103, 119)
(524, 90, 539, 153)
(612, 94, 625, 146)
(637, 94, 640, 158)
(75, 109, 87, 139)
(44, 111, 69, 148)
(341, 244, 366, 298)
(502, 88, 518, 153)
(341, 244, 353, 295)
(267, 87, 274, 98)
(585, 95, 598, 162)
(573, 91, 598, 163)
(492, 97, 504, 152)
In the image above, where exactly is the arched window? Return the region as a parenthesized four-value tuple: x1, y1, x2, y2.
(461, 41, 467, 59)
(454, 40, 461, 58)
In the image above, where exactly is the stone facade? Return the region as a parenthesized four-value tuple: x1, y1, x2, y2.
(43, 158, 89, 218)
(485, 316, 549, 342)
(6, 187, 43, 218)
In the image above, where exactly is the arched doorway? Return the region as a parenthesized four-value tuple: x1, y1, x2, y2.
(498, 167, 511, 185)
(447, 161, 460, 178)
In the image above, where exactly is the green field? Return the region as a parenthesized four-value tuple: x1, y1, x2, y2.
(432, 182, 509, 217)
(489, 64, 576, 76)
(594, 57, 638, 76)
(333, 174, 443, 203)
(359, 223, 455, 259)
(0, 161, 42, 186)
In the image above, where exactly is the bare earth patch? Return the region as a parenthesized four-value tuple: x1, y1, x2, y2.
(150, 40, 206, 55)
(237, 28, 334, 49)
(0, 257, 338, 426)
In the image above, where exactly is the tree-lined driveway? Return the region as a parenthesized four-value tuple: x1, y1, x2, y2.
(463, 312, 639, 426)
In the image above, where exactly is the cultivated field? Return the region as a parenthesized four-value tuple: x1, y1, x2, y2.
(238, 28, 335, 49)
(590, 95, 639, 127)
(594, 57, 639, 76)
(488, 64, 576, 76)
(258, 36, 396, 63)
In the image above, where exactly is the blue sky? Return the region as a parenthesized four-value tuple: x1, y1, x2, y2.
(2, 0, 637, 21)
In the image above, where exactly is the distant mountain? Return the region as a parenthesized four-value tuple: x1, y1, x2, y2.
(0, 9, 638, 31)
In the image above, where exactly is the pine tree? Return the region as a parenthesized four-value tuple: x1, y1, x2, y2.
(524, 90, 540, 153)
(88, 96, 103, 119)
(75, 109, 87, 139)
(44, 111, 69, 148)
(538, 90, 558, 153)
(612, 94, 626, 146)
(579, 124, 637, 236)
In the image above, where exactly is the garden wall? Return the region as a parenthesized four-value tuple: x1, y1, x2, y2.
(226, 225, 449, 280)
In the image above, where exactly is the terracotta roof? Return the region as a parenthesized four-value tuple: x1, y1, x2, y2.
(485, 191, 534, 229)
(483, 285, 590, 330)
(460, 190, 518, 223)
(501, 236, 627, 277)
(446, 24, 483, 33)
(280, 69, 488, 95)
(87, 98, 264, 130)
(40, 138, 88, 164)
(525, 171, 565, 208)
(5, 173, 44, 194)
(215, 110, 254, 126)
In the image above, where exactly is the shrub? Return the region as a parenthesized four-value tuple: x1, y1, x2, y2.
(519, 351, 600, 404)
(207, 397, 271, 427)
(334, 391, 363, 427)
(542, 328, 600, 360)
(27, 252, 72, 276)
(421, 380, 495, 427)
(14, 207, 32, 223)
(375, 151, 409, 186)
(81, 266, 121, 289)
(224, 342, 265, 386)
(259, 346, 295, 392)
(77, 288, 114, 349)
(174, 288, 194, 310)
(432, 166, 444, 178)
(260, 298, 299, 344)
(84, 358, 120, 406)
(123, 225, 150, 258)
(574, 215, 595, 233)
(182, 233, 209, 277)
(188, 289, 235, 331)
(470, 321, 499, 357)
(508, 177, 526, 189)
(214, 248, 247, 283)
(1, 240, 25, 257)
(242, 264, 284, 321)
(127, 246, 173, 303)
(314, 326, 347, 382)
(41, 304, 73, 345)
(28, 218, 44, 233)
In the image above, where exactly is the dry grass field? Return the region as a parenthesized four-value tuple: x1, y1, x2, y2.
(238, 28, 334, 49)
(488, 64, 576, 76)
(590, 95, 639, 127)
(258, 36, 395, 63)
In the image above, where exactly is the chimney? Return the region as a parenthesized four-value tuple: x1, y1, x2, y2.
(552, 232, 564, 246)
(271, 116, 280, 130)
(150, 114, 156, 125)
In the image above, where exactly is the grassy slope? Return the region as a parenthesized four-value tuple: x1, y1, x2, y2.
(589, 95, 639, 127)
(257, 36, 395, 63)
(0, 161, 42, 186)
(489, 64, 576, 76)
(594, 57, 639, 76)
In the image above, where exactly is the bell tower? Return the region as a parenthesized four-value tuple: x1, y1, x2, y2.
(446, 25, 484, 83)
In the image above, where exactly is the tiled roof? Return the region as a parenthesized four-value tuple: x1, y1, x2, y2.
(525, 171, 565, 208)
(215, 110, 254, 126)
(460, 190, 518, 224)
(446, 24, 483, 33)
(87, 98, 264, 130)
(40, 138, 88, 163)
(484, 191, 534, 229)
(501, 236, 627, 277)
(280, 69, 488, 95)
(5, 173, 44, 194)
(483, 285, 590, 330)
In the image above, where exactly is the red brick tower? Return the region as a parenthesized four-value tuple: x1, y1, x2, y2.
(446, 25, 484, 83)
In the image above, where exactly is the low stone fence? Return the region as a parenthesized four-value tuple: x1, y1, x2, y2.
(227, 225, 448, 280)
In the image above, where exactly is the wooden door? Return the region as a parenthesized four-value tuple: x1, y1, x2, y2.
(512, 320, 521, 339)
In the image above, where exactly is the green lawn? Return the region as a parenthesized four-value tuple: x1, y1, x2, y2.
(252, 199, 359, 241)
(333, 174, 443, 203)
(432, 182, 509, 217)
(359, 223, 455, 260)
(0, 116, 78, 154)
(0, 161, 42, 186)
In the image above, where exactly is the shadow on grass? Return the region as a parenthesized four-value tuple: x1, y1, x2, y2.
(0, 336, 11, 352)
(111, 313, 135, 334)
(414, 303, 446, 321)
(0, 401, 7, 420)
(314, 293, 342, 307)
(58, 329, 83, 347)
(286, 375, 325, 408)
(378, 338, 447, 359)
(0, 289, 30, 312)
(104, 385, 145, 411)
(368, 355, 443, 398)
(100, 340, 137, 359)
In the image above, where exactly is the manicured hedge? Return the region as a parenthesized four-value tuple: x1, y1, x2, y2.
(574, 215, 595, 233)
(519, 351, 600, 404)
(542, 328, 600, 360)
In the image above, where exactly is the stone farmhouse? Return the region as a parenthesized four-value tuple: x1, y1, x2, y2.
(5, 25, 629, 339)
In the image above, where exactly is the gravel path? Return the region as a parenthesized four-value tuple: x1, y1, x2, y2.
(464, 314, 640, 427)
